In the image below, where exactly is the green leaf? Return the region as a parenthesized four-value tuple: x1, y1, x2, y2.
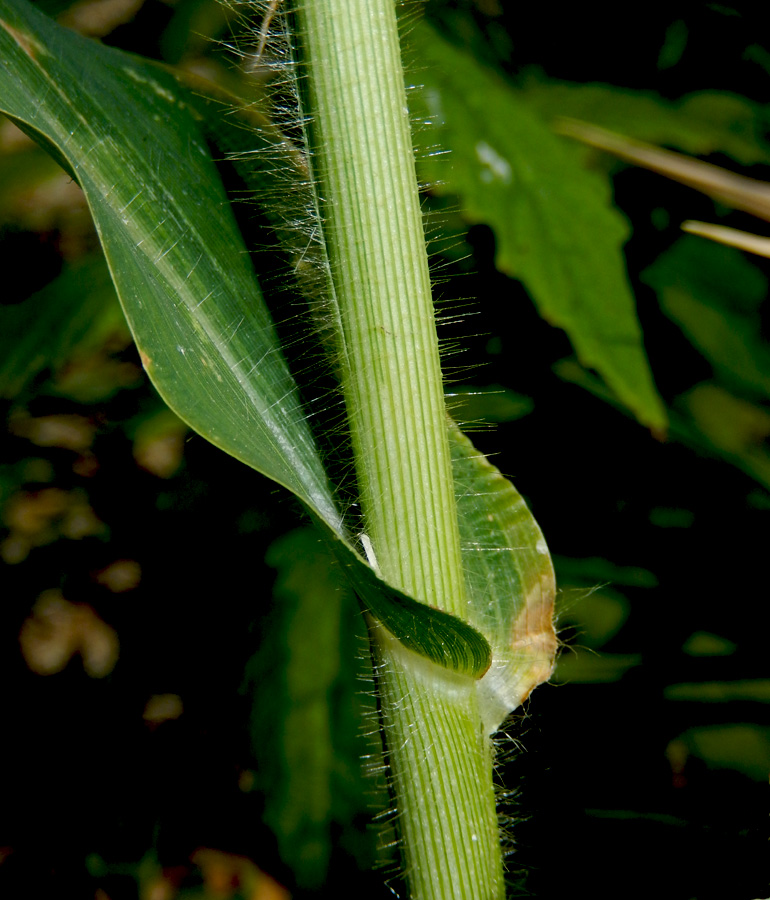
(554, 652, 642, 684)
(450, 424, 556, 732)
(0, 255, 123, 399)
(671, 725, 770, 781)
(446, 384, 534, 426)
(553, 555, 659, 589)
(556, 586, 630, 649)
(246, 528, 385, 886)
(0, 0, 491, 677)
(556, 356, 770, 491)
(642, 236, 770, 402)
(330, 530, 492, 676)
(674, 382, 770, 490)
(517, 80, 770, 166)
(411, 25, 667, 433)
(682, 631, 736, 657)
(664, 681, 770, 703)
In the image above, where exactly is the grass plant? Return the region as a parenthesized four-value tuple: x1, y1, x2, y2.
(2, 2, 767, 899)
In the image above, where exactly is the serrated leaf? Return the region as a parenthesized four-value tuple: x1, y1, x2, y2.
(0, 0, 492, 677)
(450, 424, 556, 733)
(411, 25, 666, 432)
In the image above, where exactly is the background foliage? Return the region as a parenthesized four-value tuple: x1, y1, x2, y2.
(1, 1, 768, 898)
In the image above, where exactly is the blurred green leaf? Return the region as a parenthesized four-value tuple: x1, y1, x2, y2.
(657, 20, 688, 72)
(0, 139, 66, 218)
(665, 681, 770, 703)
(673, 724, 770, 781)
(518, 80, 770, 166)
(159, 0, 232, 64)
(412, 25, 666, 432)
(553, 651, 642, 684)
(0, 255, 124, 399)
(446, 384, 534, 426)
(557, 354, 770, 490)
(643, 236, 770, 401)
(554, 555, 659, 589)
(675, 382, 770, 490)
(648, 506, 695, 528)
(246, 528, 384, 886)
(682, 631, 737, 657)
(557, 587, 630, 649)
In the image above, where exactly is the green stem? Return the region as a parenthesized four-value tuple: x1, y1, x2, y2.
(374, 629, 503, 900)
(292, 1, 503, 897)
(294, 0, 462, 610)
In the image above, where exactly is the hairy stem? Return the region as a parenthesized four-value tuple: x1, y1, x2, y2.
(293, 0, 462, 608)
(292, 1, 503, 897)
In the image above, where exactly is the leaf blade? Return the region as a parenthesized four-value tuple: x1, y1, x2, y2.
(411, 25, 667, 432)
(0, 0, 492, 677)
(0, 0, 341, 530)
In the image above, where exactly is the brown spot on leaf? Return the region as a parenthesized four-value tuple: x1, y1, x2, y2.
(0, 19, 45, 60)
